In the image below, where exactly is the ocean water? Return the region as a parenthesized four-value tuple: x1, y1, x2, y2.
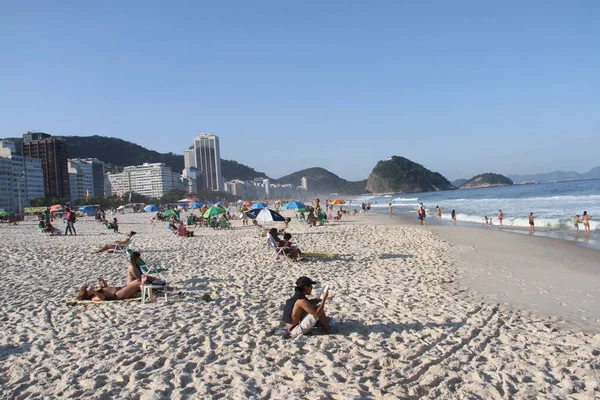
(346, 179, 600, 249)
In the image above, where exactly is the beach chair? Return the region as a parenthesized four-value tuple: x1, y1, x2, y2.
(113, 236, 135, 255)
(266, 234, 288, 260)
(218, 218, 232, 229)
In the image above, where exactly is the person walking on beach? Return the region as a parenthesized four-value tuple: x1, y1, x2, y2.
(451, 209, 456, 226)
(498, 210, 503, 226)
(65, 208, 77, 236)
(582, 211, 591, 233)
(435, 206, 441, 224)
(388, 203, 392, 217)
(574, 215, 580, 232)
(417, 203, 424, 225)
(528, 212, 535, 233)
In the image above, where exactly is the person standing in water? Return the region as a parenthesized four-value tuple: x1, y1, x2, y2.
(435, 206, 441, 225)
(451, 210, 456, 226)
(388, 203, 392, 217)
(498, 210, 503, 226)
(528, 212, 535, 233)
(574, 215, 580, 232)
(582, 211, 591, 233)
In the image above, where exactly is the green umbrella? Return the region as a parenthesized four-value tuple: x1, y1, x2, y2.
(0, 211, 9, 217)
(163, 209, 179, 217)
(203, 206, 225, 218)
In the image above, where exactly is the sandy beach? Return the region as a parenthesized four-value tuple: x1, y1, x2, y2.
(1, 212, 599, 399)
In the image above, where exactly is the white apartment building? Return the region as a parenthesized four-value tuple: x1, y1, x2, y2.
(0, 141, 44, 211)
(301, 176, 308, 190)
(182, 167, 202, 194)
(106, 163, 182, 199)
(184, 134, 223, 191)
(68, 158, 105, 201)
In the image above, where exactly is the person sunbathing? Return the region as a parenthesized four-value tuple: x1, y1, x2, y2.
(77, 278, 141, 302)
(127, 251, 170, 289)
(92, 231, 136, 253)
(278, 217, 292, 233)
(283, 276, 332, 337)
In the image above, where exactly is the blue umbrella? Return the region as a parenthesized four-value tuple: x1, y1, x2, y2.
(250, 202, 267, 209)
(188, 202, 202, 209)
(281, 201, 307, 210)
(144, 205, 160, 212)
(78, 206, 96, 215)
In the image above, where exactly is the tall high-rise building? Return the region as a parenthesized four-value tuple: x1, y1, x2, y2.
(0, 141, 44, 211)
(21, 131, 70, 198)
(68, 158, 105, 201)
(184, 134, 223, 191)
(301, 177, 308, 190)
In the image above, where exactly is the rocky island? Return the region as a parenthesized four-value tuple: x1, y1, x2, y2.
(460, 173, 513, 189)
(366, 156, 455, 194)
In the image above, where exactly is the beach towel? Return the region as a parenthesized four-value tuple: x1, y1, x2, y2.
(302, 253, 335, 258)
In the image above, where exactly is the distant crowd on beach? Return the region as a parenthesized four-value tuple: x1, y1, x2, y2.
(406, 203, 593, 233)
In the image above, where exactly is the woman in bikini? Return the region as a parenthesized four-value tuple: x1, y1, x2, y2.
(92, 231, 136, 254)
(77, 278, 141, 302)
(582, 211, 591, 233)
(528, 212, 535, 233)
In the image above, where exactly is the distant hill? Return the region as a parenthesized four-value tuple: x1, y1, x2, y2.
(366, 156, 454, 194)
(452, 178, 468, 187)
(509, 167, 600, 183)
(460, 173, 513, 189)
(2, 135, 270, 181)
(276, 167, 367, 195)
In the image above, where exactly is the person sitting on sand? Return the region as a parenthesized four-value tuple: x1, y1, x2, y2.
(306, 210, 317, 227)
(279, 232, 303, 261)
(42, 222, 61, 235)
(283, 276, 332, 338)
(92, 231, 136, 253)
(108, 217, 119, 233)
(77, 278, 141, 302)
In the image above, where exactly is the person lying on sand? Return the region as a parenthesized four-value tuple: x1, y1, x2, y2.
(92, 231, 136, 253)
(283, 276, 331, 338)
(77, 278, 140, 302)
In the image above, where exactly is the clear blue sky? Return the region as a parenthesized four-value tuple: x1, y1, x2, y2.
(1, 1, 599, 181)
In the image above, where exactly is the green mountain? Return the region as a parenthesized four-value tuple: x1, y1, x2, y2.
(452, 178, 468, 187)
(277, 167, 367, 195)
(2, 135, 269, 181)
(460, 173, 513, 188)
(366, 156, 454, 194)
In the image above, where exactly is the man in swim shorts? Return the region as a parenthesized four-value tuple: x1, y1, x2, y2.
(283, 276, 331, 338)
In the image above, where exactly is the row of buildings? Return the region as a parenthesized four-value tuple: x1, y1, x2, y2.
(0, 132, 309, 212)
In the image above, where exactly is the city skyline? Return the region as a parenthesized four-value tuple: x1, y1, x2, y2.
(1, 2, 599, 181)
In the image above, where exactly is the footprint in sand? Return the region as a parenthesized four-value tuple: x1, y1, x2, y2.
(560, 302, 568, 306)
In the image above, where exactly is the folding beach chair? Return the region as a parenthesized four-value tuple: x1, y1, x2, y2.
(113, 236, 135, 255)
(266, 233, 288, 260)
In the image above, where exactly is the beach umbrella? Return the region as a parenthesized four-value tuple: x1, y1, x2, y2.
(163, 209, 179, 218)
(0, 211, 10, 217)
(78, 206, 96, 215)
(49, 204, 65, 212)
(203, 206, 225, 218)
(144, 205, 160, 212)
(331, 199, 346, 205)
(281, 201, 307, 210)
(250, 202, 267, 209)
(188, 202, 203, 209)
(246, 207, 286, 222)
